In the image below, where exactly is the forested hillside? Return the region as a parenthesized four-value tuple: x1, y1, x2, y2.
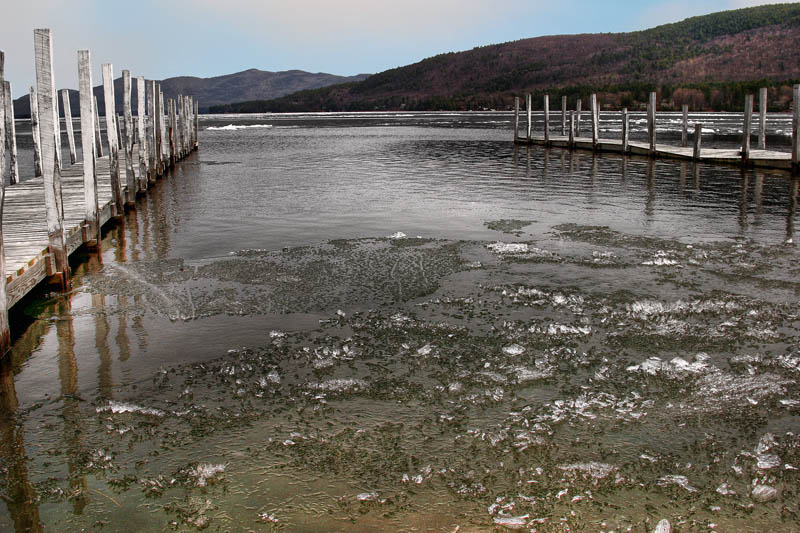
(210, 4, 800, 113)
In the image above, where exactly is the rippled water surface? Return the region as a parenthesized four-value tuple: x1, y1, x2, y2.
(2, 112, 800, 532)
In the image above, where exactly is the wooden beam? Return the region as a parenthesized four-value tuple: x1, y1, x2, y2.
(742, 94, 753, 161)
(2, 82, 19, 184)
(34, 28, 69, 284)
(513, 96, 519, 140)
(575, 98, 582, 137)
(60, 89, 77, 165)
(29, 86, 43, 177)
(681, 104, 688, 148)
(136, 76, 148, 192)
(102, 63, 123, 214)
(77, 49, 99, 247)
(622, 107, 629, 153)
(122, 70, 136, 206)
(759, 87, 767, 150)
(154, 83, 163, 174)
(561, 95, 567, 136)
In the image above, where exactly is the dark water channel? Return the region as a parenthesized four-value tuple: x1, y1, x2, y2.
(1, 112, 800, 531)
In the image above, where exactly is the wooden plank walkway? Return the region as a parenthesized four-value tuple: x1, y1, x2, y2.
(515, 136, 793, 171)
(4, 148, 139, 308)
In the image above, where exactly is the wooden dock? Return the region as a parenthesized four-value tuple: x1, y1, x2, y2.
(513, 88, 800, 172)
(0, 29, 199, 353)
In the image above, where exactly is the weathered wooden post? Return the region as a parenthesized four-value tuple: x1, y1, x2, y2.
(561, 95, 567, 136)
(161, 91, 168, 163)
(543, 94, 550, 144)
(29, 86, 43, 177)
(176, 96, 183, 157)
(154, 83, 163, 175)
(647, 91, 656, 156)
(93, 96, 103, 157)
(146, 80, 157, 183)
(759, 87, 767, 150)
(742, 94, 753, 162)
(568, 110, 575, 147)
(681, 105, 688, 148)
(590, 93, 598, 148)
(136, 76, 148, 191)
(525, 93, 531, 140)
(192, 97, 200, 150)
(693, 124, 703, 160)
(0, 80, 10, 353)
(2, 82, 19, 184)
(793, 85, 800, 170)
(576, 98, 582, 137)
(34, 28, 69, 285)
(168, 98, 176, 167)
(622, 108, 629, 153)
(513, 96, 519, 140)
(60, 89, 77, 165)
(102, 63, 124, 214)
(78, 50, 100, 248)
(122, 71, 136, 206)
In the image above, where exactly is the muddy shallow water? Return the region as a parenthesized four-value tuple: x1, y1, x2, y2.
(2, 114, 800, 532)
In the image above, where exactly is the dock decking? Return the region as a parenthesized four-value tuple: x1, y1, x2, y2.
(515, 136, 794, 171)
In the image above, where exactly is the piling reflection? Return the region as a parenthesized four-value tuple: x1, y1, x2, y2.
(0, 357, 42, 532)
(787, 179, 798, 243)
(56, 300, 88, 515)
(738, 170, 749, 234)
(754, 172, 764, 224)
(644, 159, 656, 220)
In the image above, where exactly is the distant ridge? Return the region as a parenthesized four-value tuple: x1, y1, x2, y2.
(12, 68, 371, 117)
(210, 4, 800, 113)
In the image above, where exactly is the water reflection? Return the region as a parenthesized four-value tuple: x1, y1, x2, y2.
(0, 357, 42, 532)
(56, 300, 89, 515)
(787, 179, 798, 243)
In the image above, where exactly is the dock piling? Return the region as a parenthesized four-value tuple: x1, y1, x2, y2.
(102, 64, 123, 215)
(576, 99, 582, 137)
(29, 86, 42, 177)
(681, 105, 688, 148)
(525, 93, 531, 140)
(34, 29, 70, 286)
(568, 110, 575, 147)
(742, 94, 753, 161)
(0, 81, 9, 355)
(647, 92, 656, 156)
(561, 95, 567, 135)
(146, 80, 156, 183)
(513, 97, 519, 140)
(694, 124, 703, 160)
(77, 50, 99, 248)
(590, 93, 598, 148)
(759, 87, 767, 150)
(122, 71, 136, 206)
(544, 94, 550, 144)
(136, 76, 148, 192)
(93, 96, 103, 157)
(622, 108, 629, 153)
(60, 89, 77, 165)
(2, 82, 19, 184)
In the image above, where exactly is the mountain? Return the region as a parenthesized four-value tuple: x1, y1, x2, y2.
(12, 69, 370, 117)
(209, 4, 800, 113)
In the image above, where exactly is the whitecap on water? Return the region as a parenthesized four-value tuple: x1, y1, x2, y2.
(96, 401, 165, 417)
(205, 124, 273, 131)
(502, 344, 526, 356)
(188, 463, 227, 487)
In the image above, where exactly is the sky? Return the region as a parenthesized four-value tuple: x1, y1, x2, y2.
(0, 0, 790, 96)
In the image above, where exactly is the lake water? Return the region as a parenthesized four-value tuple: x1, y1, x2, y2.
(1, 112, 800, 531)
